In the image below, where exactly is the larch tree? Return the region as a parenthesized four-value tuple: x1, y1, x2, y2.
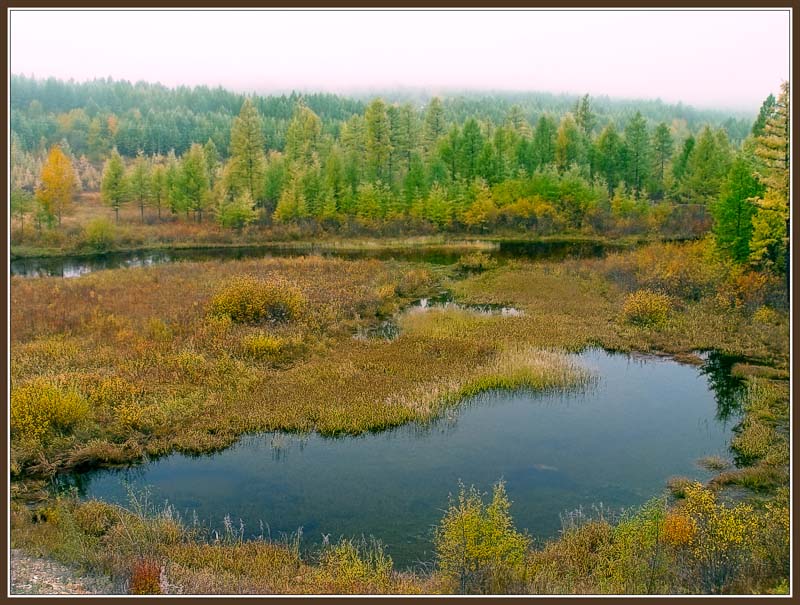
(750, 81, 790, 280)
(422, 97, 446, 159)
(365, 98, 392, 183)
(101, 148, 126, 223)
(228, 98, 266, 204)
(127, 151, 152, 223)
(36, 145, 78, 226)
(178, 143, 210, 222)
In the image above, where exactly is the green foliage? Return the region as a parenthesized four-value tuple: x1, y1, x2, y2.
(434, 481, 530, 594)
(83, 217, 116, 252)
(101, 148, 126, 222)
(712, 155, 763, 263)
(217, 190, 259, 230)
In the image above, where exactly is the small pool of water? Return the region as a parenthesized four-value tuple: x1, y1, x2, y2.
(58, 349, 741, 569)
(354, 292, 523, 341)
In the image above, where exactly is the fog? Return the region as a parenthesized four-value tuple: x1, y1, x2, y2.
(10, 9, 790, 111)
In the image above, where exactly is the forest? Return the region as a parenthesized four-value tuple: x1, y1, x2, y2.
(11, 74, 777, 254)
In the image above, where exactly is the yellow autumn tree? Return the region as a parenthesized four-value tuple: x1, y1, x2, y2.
(36, 145, 78, 226)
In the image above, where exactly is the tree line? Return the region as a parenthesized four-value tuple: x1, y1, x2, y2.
(10, 77, 789, 279)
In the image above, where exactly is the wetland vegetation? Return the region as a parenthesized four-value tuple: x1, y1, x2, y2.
(9, 71, 790, 595)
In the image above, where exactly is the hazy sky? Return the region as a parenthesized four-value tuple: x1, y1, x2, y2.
(9, 9, 790, 111)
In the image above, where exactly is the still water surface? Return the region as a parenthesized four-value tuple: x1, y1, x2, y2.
(62, 348, 740, 568)
(11, 240, 622, 278)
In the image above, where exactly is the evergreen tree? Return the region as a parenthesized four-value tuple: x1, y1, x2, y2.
(574, 94, 596, 137)
(712, 155, 763, 263)
(651, 122, 673, 197)
(751, 93, 776, 137)
(531, 115, 557, 170)
(623, 111, 650, 197)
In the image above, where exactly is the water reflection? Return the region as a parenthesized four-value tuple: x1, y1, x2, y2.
(11, 240, 624, 279)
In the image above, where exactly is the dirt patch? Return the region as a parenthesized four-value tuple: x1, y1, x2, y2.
(10, 548, 116, 595)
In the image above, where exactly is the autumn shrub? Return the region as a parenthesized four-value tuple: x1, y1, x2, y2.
(82, 217, 116, 252)
(621, 290, 671, 327)
(666, 476, 693, 498)
(11, 379, 90, 443)
(209, 275, 306, 324)
(241, 332, 301, 363)
(457, 251, 498, 273)
(752, 306, 782, 325)
(396, 268, 434, 297)
(73, 500, 119, 537)
(434, 481, 530, 594)
(678, 483, 760, 593)
(129, 558, 162, 595)
(317, 538, 394, 593)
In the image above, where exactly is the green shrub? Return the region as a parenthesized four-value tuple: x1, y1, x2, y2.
(434, 481, 530, 594)
(621, 289, 671, 327)
(83, 218, 116, 252)
(209, 275, 306, 324)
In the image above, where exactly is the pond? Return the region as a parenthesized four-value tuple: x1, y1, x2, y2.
(58, 348, 742, 569)
(11, 239, 625, 278)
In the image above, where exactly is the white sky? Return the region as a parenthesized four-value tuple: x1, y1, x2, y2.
(9, 9, 791, 112)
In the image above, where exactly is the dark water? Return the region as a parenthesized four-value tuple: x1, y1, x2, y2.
(11, 240, 624, 278)
(59, 349, 741, 569)
(355, 292, 523, 341)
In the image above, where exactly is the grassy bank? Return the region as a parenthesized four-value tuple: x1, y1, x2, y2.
(10, 239, 789, 594)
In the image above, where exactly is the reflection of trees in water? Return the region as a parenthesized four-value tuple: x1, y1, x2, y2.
(699, 351, 746, 422)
